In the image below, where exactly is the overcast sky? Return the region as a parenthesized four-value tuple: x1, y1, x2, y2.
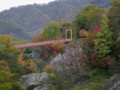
(0, 0, 55, 11)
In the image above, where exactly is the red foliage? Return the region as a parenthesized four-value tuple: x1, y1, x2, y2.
(85, 25, 101, 45)
(32, 34, 41, 42)
(41, 44, 65, 60)
(92, 25, 101, 35)
(41, 46, 51, 60)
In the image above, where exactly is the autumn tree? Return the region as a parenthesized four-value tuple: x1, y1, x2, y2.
(107, 0, 120, 62)
(0, 70, 25, 90)
(0, 35, 27, 89)
(18, 54, 37, 73)
(74, 4, 105, 30)
(0, 35, 18, 63)
(0, 35, 24, 74)
(32, 34, 41, 42)
(0, 35, 16, 52)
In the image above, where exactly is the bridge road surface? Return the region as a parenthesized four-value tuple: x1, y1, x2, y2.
(15, 39, 72, 49)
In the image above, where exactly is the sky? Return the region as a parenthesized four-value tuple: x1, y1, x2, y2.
(0, 0, 55, 11)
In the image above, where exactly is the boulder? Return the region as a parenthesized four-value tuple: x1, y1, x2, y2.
(21, 72, 52, 90)
(50, 45, 86, 83)
(50, 45, 85, 74)
(102, 74, 120, 90)
(50, 45, 83, 67)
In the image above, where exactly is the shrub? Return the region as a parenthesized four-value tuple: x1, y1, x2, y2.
(51, 43, 65, 53)
(48, 73, 56, 80)
(24, 48, 32, 54)
(18, 54, 37, 73)
(44, 65, 53, 73)
(114, 35, 120, 60)
(34, 58, 46, 72)
(0, 60, 9, 71)
(0, 70, 25, 90)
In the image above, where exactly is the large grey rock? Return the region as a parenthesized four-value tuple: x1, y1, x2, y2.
(50, 45, 86, 83)
(50, 45, 85, 72)
(21, 72, 52, 90)
(102, 74, 120, 90)
(50, 45, 83, 67)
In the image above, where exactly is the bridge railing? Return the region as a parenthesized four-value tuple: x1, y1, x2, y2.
(15, 39, 72, 49)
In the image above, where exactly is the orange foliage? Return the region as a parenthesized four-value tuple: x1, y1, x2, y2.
(18, 54, 37, 71)
(85, 25, 101, 45)
(79, 30, 88, 37)
(32, 34, 42, 42)
(44, 65, 53, 73)
(85, 33, 95, 46)
(0, 60, 9, 71)
(41, 43, 65, 60)
(51, 43, 65, 53)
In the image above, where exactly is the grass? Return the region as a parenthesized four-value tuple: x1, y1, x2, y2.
(71, 75, 108, 90)
(70, 68, 111, 90)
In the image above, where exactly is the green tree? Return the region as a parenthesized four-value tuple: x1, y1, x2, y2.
(94, 14, 113, 57)
(24, 48, 32, 54)
(107, 0, 120, 39)
(74, 4, 105, 30)
(0, 70, 25, 90)
(91, 0, 111, 8)
(114, 35, 120, 60)
(0, 35, 18, 61)
(42, 22, 62, 40)
(0, 35, 24, 74)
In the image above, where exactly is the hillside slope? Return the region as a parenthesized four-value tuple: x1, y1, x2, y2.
(91, 0, 112, 8)
(0, 20, 30, 39)
(0, 0, 112, 36)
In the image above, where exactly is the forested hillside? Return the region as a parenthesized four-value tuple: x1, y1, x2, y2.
(0, 0, 120, 90)
(91, 0, 112, 8)
(0, 0, 111, 36)
(0, 20, 30, 39)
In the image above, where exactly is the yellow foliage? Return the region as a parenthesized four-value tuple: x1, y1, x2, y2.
(51, 43, 65, 52)
(0, 35, 18, 52)
(48, 73, 56, 79)
(0, 60, 9, 71)
(52, 43, 65, 48)
(0, 70, 25, 90)
(18, 54, 37, 71)
(44, 65, 53, 73)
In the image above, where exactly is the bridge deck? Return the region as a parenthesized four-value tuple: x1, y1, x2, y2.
(15, 39, 72, 49)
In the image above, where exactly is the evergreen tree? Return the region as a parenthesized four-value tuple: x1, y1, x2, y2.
(94, 14, 113, 58)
